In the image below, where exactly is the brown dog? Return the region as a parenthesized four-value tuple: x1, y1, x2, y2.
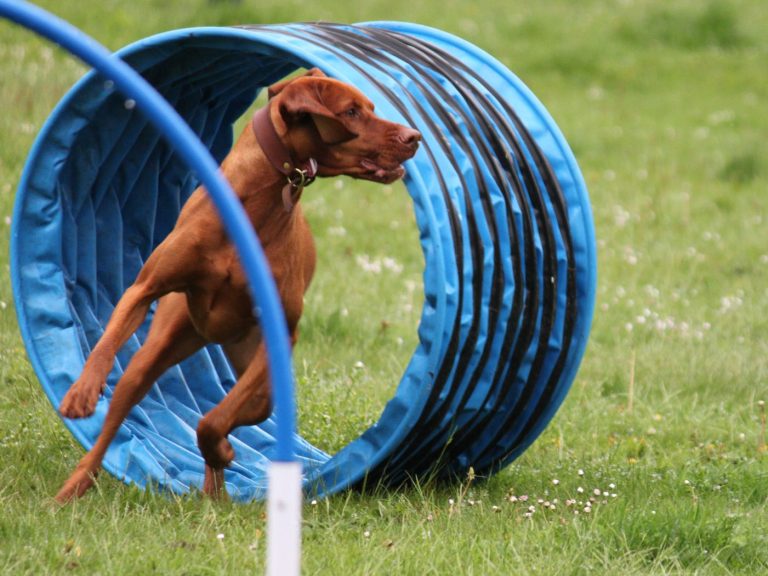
(54, 68, 420, 502)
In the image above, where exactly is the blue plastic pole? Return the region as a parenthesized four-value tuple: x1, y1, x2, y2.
(0, 0, 297, 462)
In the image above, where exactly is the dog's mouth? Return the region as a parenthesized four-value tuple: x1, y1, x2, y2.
(360, 159, 407, 184)
(317, 138, 419, 183)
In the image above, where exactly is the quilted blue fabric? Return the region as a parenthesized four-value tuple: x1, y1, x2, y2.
(12, 23, 596, 500)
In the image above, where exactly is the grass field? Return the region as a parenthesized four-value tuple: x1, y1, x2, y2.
(1, 0, 767, 574)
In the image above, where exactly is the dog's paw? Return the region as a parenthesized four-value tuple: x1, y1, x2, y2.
(59, 379, 103, 419)
(54, 468, 97, 503)
(199, 436, 235, 470)
(197, 423, 236, 469)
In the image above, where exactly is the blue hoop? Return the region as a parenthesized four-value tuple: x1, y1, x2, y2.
(2, 0, 297, 463)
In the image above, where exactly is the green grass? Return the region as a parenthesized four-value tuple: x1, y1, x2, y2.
(2, 0, 768, 573)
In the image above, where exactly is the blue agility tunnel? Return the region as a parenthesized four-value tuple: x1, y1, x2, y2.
(12, 22, 596, 500)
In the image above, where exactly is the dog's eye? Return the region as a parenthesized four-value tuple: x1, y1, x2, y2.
(345, 107, 358, 118)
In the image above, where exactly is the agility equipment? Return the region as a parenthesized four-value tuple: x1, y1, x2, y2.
(10, 20, 596, 501)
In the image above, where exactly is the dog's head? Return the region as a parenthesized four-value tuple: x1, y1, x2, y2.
(267, 69, 421, 184)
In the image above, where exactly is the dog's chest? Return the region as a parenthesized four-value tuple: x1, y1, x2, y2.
(183, 251, 255, 342)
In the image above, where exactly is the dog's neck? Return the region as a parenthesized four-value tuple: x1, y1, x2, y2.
(218, 111, 319, 229)
(251, 104, 318, 212)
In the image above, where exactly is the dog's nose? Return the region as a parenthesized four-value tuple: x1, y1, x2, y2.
(399, 128, 422, 146)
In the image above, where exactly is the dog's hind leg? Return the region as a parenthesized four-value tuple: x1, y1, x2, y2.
(55, 292, 206, 503)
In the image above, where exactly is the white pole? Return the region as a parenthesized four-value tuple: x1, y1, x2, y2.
(266, 461, 303, 576)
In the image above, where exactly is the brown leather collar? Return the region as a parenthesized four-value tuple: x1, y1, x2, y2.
(251, 103, 318, 212)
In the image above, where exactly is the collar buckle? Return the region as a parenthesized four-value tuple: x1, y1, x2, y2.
(282, 159, 318, 212)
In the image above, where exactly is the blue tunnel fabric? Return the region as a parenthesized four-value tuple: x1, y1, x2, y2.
(11, 23, 596, 500)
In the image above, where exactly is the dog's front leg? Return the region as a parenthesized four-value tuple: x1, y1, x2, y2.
(197, 333, 274, 499)
(59, 234, 192, 419)
(59, 282, 158, 419)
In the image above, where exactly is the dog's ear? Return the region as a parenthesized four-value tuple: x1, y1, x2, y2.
(309, 114, 357, 145)
(267, 68, 327, 99)
(274, 78, 357, 144)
